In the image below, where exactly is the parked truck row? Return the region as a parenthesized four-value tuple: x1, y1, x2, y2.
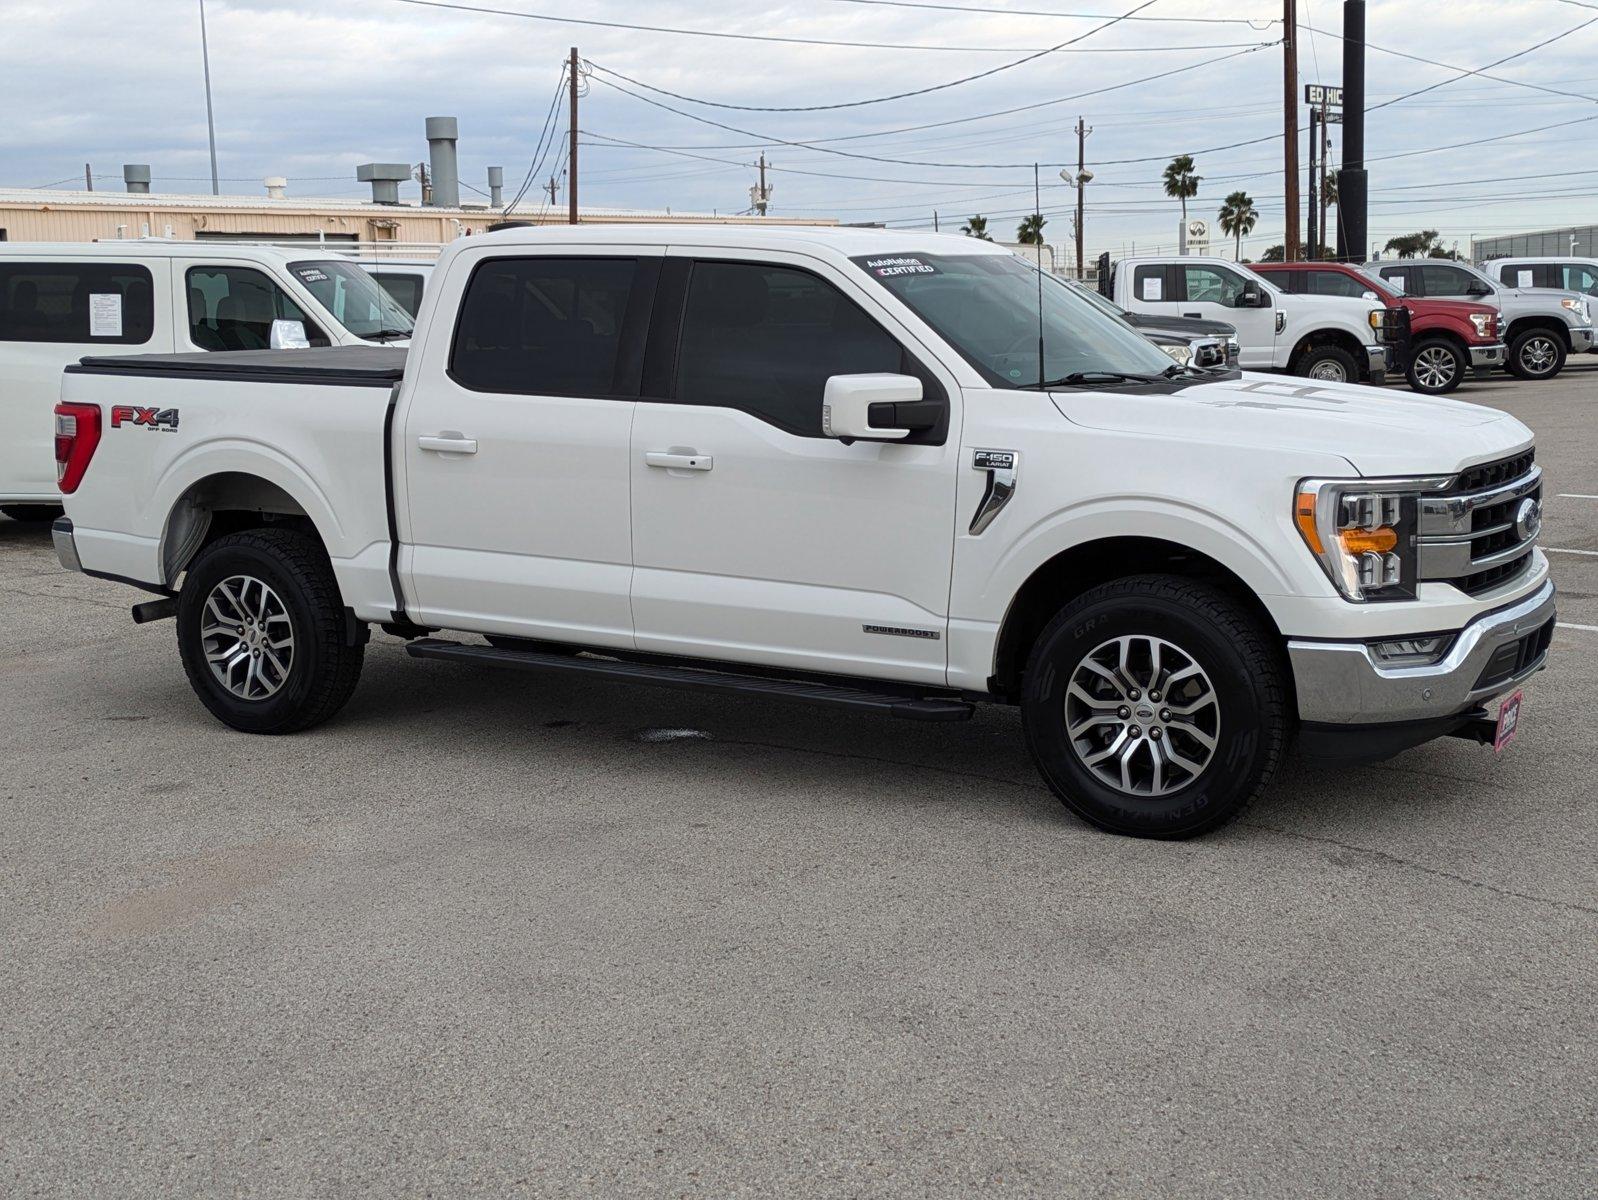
(40, 225, 1556, 840)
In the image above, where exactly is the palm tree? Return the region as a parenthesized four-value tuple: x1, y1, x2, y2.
(1162, 155, 1201, 224)
(1217, 191, 1258, 261)
(961, 214, 993, 241)
(1385, 230, 1443, 259)
(1016, 213, 1046, 245)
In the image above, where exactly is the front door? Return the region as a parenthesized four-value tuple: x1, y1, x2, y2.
(401, 248, 659, 648)
(629, 253, 961, 686)
(1177, 263, 1278, 368)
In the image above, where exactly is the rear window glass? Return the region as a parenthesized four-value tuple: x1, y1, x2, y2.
(0, 263, 155, 344)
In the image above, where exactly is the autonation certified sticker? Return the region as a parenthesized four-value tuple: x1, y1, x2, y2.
(862, 256, 938, 278)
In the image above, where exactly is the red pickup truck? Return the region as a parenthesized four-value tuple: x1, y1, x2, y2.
(1249, 262, 1504, 395)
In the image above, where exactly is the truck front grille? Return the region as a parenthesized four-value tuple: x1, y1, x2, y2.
(1416, 451, 1541, 597)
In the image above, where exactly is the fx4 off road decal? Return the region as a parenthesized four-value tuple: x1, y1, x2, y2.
(110, 406, 180, 431)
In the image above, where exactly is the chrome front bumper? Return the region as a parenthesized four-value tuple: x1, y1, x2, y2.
(1364, 345, 1387, 380)
(1570, 326, 1595, 353)
(1288, 580, 1556, 725)
(1469, 342, 1506, 368)
(52, 516, 82, 573)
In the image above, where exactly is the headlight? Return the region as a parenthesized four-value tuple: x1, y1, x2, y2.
(1469, 312, 1492, 337)
(1561, 296, 1591, 322)
(1161, 343, 1192, 366)
(1294, 480, 1420, 602)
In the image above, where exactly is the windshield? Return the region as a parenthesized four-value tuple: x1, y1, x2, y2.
(852, 252, 1177, 388)
(288, 260, 415, 340)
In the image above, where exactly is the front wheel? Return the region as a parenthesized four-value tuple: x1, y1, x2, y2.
(176, 528, 364, 734)
(1020, 576, 1289, 839)
(1405, 337, 1466, 395)
(1294, 343, 1360, 384)
(1506, 328, 1566, 380)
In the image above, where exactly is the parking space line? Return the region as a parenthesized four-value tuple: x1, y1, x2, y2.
(1556, 494, 1598, 500)
(1557, 622, 1598, 633)
(1545, 547, 1598, 557)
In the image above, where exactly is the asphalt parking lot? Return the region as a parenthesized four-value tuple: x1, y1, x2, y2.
(3, 366, 1595, 1198)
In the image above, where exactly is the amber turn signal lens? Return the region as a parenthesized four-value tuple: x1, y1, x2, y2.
(1294, 491, 1323, 553)
(1340, 526, 1399, 555)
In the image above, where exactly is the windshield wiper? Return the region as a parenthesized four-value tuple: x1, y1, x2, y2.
(365, 328, 413, 342)
(1023, 370, 1167, 389)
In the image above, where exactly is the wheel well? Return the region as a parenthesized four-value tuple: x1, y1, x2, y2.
(1504, 316, 1570, 349)
(1289, 328, 1368, 377)
(989, 537, 1285, 702)
(1410, 329, 1468, 355)
(161, 472, 322, 584)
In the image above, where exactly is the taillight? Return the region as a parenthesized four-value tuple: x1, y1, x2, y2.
(54, 403, 101, 494)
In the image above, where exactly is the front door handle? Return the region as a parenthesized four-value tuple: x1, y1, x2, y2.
(1183, 311, 1203, 318)
(644, 451, 713, 471)
(418, 434, 478, 455)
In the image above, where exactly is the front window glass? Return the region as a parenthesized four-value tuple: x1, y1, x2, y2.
(187, 266, 328, 349)
(288, 260, 415, 340)
(852, 252, 1176, 388)
(1307, 270, 1375, 299)
(1562, 264, 1598, 295)
(1182, 265, 1249, 307)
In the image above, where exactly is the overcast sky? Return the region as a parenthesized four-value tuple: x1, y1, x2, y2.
(4, 0, 1597, 256)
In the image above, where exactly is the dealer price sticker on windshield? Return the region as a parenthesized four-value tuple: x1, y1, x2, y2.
(1494, 690, 1524, 755)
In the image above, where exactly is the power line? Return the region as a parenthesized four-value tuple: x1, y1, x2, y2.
(504, 64, 568, 214)
(382, 0, 1226, 53)
(819, 0, 1279, 24)
(1370, 15, 1598, 111)
(581, 1, 1166, 112)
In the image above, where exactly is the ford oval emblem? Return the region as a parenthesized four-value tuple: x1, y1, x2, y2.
(1514, 497, 1543, 541)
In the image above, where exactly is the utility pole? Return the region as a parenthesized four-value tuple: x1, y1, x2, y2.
(749, 152, 772, 216)
(545, 175, 559, 207)
(198, 0, 221, 195)
(1318, 93, 1331, 260)
(417, 161, 430, 206)
(1283, 0, 1300, 261)
(1339, 1, 1368, 262)
(1075, 116, 1092, 279)
(568, 46, 580, 225)
(933, 210, 939, 232)
(1306, 107, 1318, 258)
(84, 163, 93, 192)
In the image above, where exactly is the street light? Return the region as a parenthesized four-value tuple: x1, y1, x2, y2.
(1061, 167, 1093, 279)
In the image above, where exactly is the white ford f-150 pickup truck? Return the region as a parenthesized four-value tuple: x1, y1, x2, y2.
(1104, 255, 1400, 384)
(51, 225, 1555, 839)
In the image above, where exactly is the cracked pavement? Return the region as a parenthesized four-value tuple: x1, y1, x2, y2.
(2, 366, 1595, 1198)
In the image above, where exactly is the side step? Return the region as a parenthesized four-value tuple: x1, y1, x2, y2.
(406, 638, 975, 722)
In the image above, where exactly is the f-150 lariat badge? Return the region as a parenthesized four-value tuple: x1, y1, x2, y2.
(970, 449, 1018, 535)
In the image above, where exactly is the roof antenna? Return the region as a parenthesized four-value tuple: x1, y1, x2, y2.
(1034, 161, 1045, 390)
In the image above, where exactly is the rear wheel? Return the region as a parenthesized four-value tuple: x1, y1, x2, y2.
(1405, 337, 1466, 395)
(1294, 343, 1360, 385)
(1506, 328, 1566, 380)
(176, 528, 364, 734)
(1, 504, 63, 522)
(1020, 576, 1289, 839)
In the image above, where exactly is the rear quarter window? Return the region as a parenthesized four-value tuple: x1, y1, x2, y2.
(0, 262, 155, 344)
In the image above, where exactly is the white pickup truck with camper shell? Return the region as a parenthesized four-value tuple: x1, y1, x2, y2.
(1370, 258, 1594, 380)
(0, 241, 414, 521)
(50, 226, 1555, 839)
(1102, 254, 1400, 385)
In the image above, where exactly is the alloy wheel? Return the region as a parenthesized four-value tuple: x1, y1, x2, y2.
(1412, 346, 1458, 391)
(1064, 635, 1221, 797)
(1308, 360, 1349, 382)
(200, 574, 295, 700)
(1519, 336, 1558, 375)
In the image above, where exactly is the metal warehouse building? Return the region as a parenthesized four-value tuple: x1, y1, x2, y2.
(1472, 225, 1598, 261)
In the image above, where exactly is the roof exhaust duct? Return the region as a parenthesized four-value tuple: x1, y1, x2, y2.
(356, 162, 412, 205)
(487, 165, 504, 208)
(263, 176, 287, 200)
(425, 116, 460, 208)
(123, 164, 151, 194)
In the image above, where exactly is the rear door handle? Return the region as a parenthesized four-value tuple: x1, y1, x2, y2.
(645, 451, 713, 471)
(417, 434, 478, 455)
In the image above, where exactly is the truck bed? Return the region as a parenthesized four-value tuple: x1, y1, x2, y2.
(68, 346, 407, 388)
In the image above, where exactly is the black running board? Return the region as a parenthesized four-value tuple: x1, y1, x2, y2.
(406, 638, 974, 722)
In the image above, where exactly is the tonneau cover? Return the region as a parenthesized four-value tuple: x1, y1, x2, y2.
(68, 346, 407, 388)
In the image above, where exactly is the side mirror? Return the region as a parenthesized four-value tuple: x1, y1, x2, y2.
(1466, 281, 1491, 297)
(1190, 339, 1227, 369)
(822, 374, 925, 441)
(1361, 290, 1380, 301)
(1240, 287, 1270, 309)
(270, 318, 310, 349)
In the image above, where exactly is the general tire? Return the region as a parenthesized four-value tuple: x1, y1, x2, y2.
(1404, 336, 1466, 395)
(176, 528, 364, 734)
(1294, 343, 1361, 385)
(1020, 575, 1289, 839)
(1505, 327, 1566, 381)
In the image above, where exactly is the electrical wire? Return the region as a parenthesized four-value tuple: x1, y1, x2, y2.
(1370, 15, 1598, 111)
(504, 64, 568, 214)
(818, 0, 1279, 25)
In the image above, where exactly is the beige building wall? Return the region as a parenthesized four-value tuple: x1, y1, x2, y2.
(0, 191, 837, 246)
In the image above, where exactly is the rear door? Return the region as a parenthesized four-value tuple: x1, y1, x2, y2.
(399, 246, 659, 647)
(627, 250, 960, 684)
(0, 257, 167, 501)
(1177, 263, 1277, 368)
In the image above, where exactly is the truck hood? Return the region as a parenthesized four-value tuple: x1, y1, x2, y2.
(1124, 312, 1237, 339)
(1051, 372, 1532, 477)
